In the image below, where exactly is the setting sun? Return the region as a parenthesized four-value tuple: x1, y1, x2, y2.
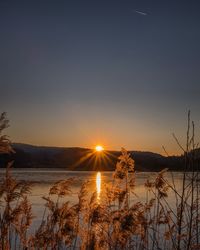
(95, 145, 104, 152)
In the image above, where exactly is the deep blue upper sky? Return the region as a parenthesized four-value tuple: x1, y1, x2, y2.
(0, 0, 200, 154)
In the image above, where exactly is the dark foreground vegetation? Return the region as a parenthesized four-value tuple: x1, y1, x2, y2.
(0, 112, 200, 249)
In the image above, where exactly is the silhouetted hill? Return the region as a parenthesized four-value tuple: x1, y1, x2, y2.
(0, 143, 191, 171)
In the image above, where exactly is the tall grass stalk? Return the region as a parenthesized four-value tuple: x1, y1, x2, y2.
(0, 112, 200, 249)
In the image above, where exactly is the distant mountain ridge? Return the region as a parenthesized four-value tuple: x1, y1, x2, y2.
(0, 143, 189, 171)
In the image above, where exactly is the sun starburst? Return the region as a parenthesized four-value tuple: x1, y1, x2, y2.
(95, 145, 104, 152)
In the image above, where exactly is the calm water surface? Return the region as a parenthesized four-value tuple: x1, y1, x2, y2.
(0, 168, 185, 230)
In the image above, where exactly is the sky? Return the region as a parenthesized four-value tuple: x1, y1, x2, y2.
(0, 0, 200, 155)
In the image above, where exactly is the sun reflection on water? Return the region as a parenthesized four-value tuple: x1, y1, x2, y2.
(96, 172, 101, 202)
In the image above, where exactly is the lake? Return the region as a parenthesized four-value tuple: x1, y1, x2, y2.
(0, 168, 186, 231)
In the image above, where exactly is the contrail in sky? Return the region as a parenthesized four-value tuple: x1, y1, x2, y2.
(133, 10, 147, 16)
